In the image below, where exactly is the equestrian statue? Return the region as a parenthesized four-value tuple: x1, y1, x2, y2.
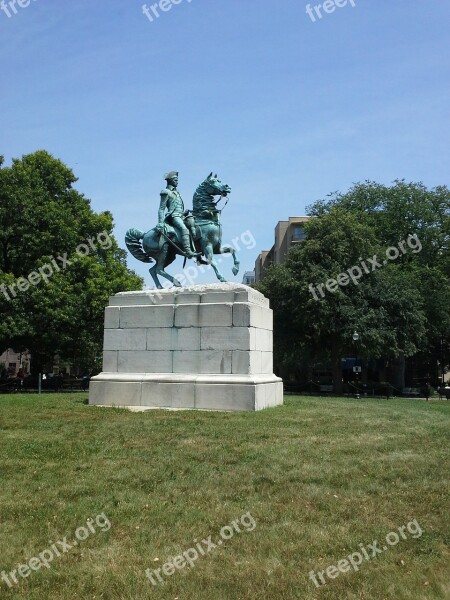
(125, 172, 240, 289)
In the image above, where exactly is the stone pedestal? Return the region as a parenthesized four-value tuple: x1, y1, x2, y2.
(89, 283, 283, 411)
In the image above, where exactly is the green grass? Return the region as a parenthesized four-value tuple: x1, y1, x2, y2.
(0, 394, 449, 599)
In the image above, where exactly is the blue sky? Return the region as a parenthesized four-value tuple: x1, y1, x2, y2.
(1, 0, 449, 286)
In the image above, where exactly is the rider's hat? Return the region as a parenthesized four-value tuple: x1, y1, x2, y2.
(164, 171, 178, 181)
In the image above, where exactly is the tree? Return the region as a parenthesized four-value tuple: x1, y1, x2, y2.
(309, 180, 450, 384)
(257, 208, 427, 392)
(0, 151, 143, 373)
(310, 180, 450, 272)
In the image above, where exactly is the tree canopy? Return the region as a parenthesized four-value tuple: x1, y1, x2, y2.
(0, 151, 143, 373)
(257, 181, 450, 390)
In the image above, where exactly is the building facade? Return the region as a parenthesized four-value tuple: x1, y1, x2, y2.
(242, 271, 256, 285)
(0, 349, 31, 376)
(254, 217, 310, 282)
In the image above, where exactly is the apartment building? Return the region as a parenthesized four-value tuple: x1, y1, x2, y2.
(254, 217, 310, 282)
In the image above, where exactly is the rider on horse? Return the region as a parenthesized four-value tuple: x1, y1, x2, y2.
(125, 172, 238, 288)
(156, 171, 198, 259)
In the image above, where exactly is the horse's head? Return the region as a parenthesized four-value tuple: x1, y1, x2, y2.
(204, 173, 231, 197)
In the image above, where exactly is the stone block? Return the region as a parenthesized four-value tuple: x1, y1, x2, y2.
(201, 327, 254, 351)
(117, 351, 172, 373)
(141, 381, 195, 408)
(173, 350, 232, 374)
(146, 328, 173, 351)
(255, 381, 284, 410)
(232, 350, 262, 375)
(255, 328, 273, 352)
(120, 305, 174, 328)
(104, 307, 120, 329)
(104, 328, 147, 351)
(195, 383, 256, 411)
(103, 351, 118, 372)
(171, 328, 201, 351)
(233, 304, 273, 330)
(175, 293, 201, 305)
(261, 352, 274, 374)
(201, 291, 236, 304)
(174, 304, 199, 327)
(234, 289, 270, 308)
(90, 380, 142, 406)
(199, 303, 233, 327)
(110, 290, 175, 306)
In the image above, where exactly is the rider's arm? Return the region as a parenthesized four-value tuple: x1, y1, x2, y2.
(157, 191, 168, 229)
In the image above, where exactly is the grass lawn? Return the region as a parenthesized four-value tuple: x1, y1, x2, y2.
(0, 394, 449, 599)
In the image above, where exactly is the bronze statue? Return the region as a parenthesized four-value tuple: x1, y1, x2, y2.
(125, 172, 240, 288)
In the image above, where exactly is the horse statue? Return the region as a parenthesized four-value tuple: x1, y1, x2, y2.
(125, 173, 240, 289)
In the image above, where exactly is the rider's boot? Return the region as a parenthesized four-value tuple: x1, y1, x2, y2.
(181, 233, 198, 258)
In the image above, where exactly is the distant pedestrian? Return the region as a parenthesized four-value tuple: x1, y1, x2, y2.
(81, 373, 90, 391)
(17, 368, 25, 387)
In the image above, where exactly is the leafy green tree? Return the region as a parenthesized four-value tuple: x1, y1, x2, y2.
(257, 209, 427, 392)
(0, 151, 143, 373)
(309, 180, 450, 384)
(310, 180, 449, 248)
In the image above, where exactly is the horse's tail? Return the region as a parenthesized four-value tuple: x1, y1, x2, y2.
(125, 228, 153, 263)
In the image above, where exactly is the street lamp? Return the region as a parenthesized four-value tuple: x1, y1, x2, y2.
(440, 336, 446, 386)
(352, 331, 360, 398)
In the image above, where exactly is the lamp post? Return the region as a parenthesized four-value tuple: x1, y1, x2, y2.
(352, 331, 360, 398)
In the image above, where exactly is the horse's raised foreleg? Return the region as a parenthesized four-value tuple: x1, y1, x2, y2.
(219, 245, 240, 276)
(204, 242, 227, 283)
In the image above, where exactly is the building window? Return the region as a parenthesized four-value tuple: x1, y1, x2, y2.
(292, 225, 307, 241)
